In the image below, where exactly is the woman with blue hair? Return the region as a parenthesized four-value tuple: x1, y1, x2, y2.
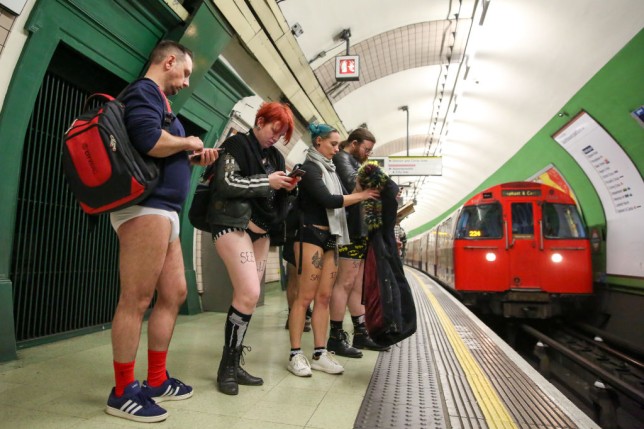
(287, 123, 379, 377)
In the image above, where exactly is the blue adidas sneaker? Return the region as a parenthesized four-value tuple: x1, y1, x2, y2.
(142, 372, 193, 403)
(105, 380, 168, 423)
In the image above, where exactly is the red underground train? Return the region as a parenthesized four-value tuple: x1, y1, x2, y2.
(405, 182, 593, 318)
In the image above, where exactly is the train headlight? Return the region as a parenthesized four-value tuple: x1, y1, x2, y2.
(551, 253, 563, 263)
(485, 252, 496, 262)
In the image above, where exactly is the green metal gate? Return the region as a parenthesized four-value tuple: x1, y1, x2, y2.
(10, 70, 121, 346)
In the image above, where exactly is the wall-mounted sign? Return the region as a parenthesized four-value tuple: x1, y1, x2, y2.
(335, 55, 360, 81)
(365, 156, 442, 176)
(553, 111, 643, 277)
(631, 105, 644, 128)
(387, 156, 442, 176)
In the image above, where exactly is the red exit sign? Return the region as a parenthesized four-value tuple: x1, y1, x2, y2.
(335, 55, 360, 81)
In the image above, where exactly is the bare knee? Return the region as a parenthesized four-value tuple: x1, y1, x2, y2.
(157, 282, 187, 308)
(242, 290, 260, 309)
(293, 290, 315, 308)
(315, 292, 332, 308)
(232, 286, 260, 311)
(335, 271, 356, 292)
(118, 289, 156, 315)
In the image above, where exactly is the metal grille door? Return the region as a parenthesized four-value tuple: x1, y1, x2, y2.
(10, 72, 120, 345)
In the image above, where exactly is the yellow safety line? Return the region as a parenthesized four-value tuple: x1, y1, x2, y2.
(410, 270, 518, 429)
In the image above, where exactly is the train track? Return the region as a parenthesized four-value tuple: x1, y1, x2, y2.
(517, 322, 644, 429)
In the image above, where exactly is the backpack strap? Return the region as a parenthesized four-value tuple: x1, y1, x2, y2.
(156, 87, 173, 132)
(117, 78, 173, 131)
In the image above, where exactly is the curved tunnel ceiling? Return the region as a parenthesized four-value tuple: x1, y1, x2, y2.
(272, 0, 643, 233)
(312, 20, 470, 104)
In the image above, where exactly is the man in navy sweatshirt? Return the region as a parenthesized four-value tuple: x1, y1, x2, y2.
(105, 40, 218, 423)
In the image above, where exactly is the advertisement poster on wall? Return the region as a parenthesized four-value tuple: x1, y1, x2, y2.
(552, 111, 643, 278)
(528, 164, 579, 208)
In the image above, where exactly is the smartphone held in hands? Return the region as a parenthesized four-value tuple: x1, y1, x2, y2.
(191, 147, 224, 162)
(288, 164, 306, 178)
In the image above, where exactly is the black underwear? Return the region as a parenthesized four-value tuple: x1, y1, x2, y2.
(211, 225, 269, 243)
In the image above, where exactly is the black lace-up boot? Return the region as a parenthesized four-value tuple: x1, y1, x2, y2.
(217, 346, 238, 395)
(327, 329, 363, 358)
(352, 326, 391, 351)
(234, 345, 263, 386)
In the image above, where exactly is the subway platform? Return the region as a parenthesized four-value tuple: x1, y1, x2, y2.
(0, 267, 597, 428)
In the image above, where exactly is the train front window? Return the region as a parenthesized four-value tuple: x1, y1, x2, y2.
(455, 203, 502, 239)
(511, 203, 534, 237)
(542, 203, 587, 238)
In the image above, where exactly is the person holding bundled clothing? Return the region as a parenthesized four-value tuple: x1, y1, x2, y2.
(329, 128, 390, 357)
(207, 102, 299, 395)
(287, 123, 379, 377)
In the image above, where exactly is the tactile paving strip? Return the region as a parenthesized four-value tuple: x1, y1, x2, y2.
(354, 276, 447, 429)
(355, 268, 580, 429)
(421, 272, 577, 428)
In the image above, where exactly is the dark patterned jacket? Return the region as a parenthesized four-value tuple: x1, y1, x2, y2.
(207, 132, 288, 230)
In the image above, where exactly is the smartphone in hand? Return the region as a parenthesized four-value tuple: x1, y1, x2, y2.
(288, 168, 306, 178)
(288, 167, 306, 178)
(191, 147, 224, 162)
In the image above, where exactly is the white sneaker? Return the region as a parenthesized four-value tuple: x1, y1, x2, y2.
(310, 350, 344, 374)
(288, 353, 312, 377)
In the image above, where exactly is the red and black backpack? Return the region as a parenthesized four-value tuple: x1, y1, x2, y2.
(62, 81, 171, 215)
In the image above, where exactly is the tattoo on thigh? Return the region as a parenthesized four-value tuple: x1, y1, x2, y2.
(312, 251, 322, 269)
(330, 271, 337, 280)
(310, 273, 321, 281)
(256, 259, 266, 273)
(240, 251, 255, 264)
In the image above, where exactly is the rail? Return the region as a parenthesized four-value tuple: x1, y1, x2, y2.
(562, 327, 644, 371)
(574, 322, 644, 359)
(521, 324, 644, 405)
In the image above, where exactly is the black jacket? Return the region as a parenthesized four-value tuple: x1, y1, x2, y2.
(332, 150, 367, 238)
(296, 160, 345, 227)
(207, 132, 288, 230)
(363, 178, 417, 346)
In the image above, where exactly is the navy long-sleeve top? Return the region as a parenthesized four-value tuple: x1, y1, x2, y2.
(296, 160, 345, 227)
(121, 78, 190, 213)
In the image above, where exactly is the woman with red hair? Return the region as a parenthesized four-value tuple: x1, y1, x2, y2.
(207, 102, 298, 395)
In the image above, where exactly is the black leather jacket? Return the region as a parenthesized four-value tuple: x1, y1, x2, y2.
(207, 133, 286, 230)
(333, 150, 360, 193)
(332, 150, 367, 238)
(207, 152, 270, 228)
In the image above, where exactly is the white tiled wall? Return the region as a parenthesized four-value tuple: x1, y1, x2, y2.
(0, 6, 16, 55)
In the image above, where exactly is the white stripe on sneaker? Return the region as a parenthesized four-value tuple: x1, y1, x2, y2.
(122, 400, 141, 414)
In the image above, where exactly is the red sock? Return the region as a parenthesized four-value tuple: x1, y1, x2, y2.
(147, 349, 168, 387)
(113, 360, 136, 397)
